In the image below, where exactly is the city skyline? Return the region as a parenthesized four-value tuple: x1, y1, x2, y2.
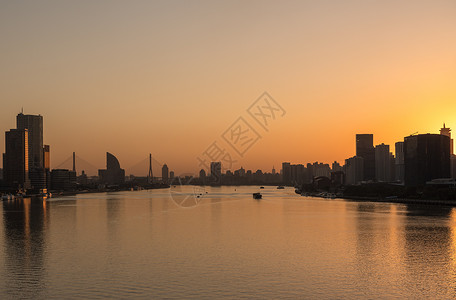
(1, 1, 456, 174)
(2, 110, 454, 181)
(0, 110, 454, 176)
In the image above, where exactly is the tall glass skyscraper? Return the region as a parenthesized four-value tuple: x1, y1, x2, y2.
(356, 134, 375, 181)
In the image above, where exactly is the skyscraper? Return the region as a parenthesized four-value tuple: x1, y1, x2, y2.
(395, 142, 405, 183)
(16, 113, 44, 169)
(375, 143, 392, 182)
(210, 162, 221, 184)
(356, 134, 375, 181)
(282, 162, 291, 185)
(162, 164, 169, 183)
(440, 123, 453, 155)
(344, 156, 364, 185)
(3, 129, 30, 189)
(404, 134, 450, 186)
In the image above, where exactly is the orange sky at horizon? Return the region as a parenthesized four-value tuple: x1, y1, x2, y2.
(1, 0, 455, 176)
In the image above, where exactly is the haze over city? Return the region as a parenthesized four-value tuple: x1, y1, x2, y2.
(1, 0, 455, 175)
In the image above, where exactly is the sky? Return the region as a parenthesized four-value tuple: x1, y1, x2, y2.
(1, 0, 455, 176)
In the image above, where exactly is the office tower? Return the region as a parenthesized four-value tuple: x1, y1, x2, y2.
(3, 129, 30, 189)
(210, 162, 222, 184)
(344, 156, 364, 185)
(162, 164, 169, 183)
(395, 142, 405, 183)
(440, 123, 453, 155)
(282, 162, 291, 185)
(389, 152, 396, 182)
(16, 113, 44, 169)
(43, 145, 50, 169)
(313, 162, 331, 178)
(43, 145, 51, 189)
(239, 166, 246, 177)
(272, 166, 276, 175)
(375, 143, 391, 182)
(332, 161, 342, 172)
(169, 171, 174, 179)
(356, 134, 375, 181)
(199, 169, 206, 179)
(51, 169, 77, 190)
(98, 152, 125, 185)
(404, 134, 450, 186)
(290, 164, 305, 185)
(450, 155, 456, 179)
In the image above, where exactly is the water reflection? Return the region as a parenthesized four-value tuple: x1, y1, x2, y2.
(2, 198, 48, 299)
(402, 205, 455, 297)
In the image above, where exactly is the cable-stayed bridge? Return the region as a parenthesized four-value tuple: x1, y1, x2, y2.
(54, 153, 166, 177)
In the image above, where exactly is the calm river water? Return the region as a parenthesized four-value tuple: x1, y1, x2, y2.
(1, 186, 456, 299)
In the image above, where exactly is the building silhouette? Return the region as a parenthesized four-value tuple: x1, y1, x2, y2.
(404, 134, 450, 186)
(210, 162, 221, 184)
(344, 156, 364, 185)
(3, 129, 30, 190)
(395, 142, 405, 183)
(98, 152, 125, 185)
(375, 143, 392, 182)
(16, 113, 44, 170)
(50, 169, 76, 190)
(356, 134, 375, 181)
(162, 164, 169, 183)
(439, 124, 456, 179)
(440, 123, 453, 155)
(282, 162, 291, 185)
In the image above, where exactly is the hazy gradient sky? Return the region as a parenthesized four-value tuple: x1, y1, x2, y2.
(1, 0, 455, 175)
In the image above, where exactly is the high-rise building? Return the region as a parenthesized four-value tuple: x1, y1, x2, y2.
(282, 162, 291, 185)
(51, 169, 76, 190)
(3, 129, 30, 189)
(344, 156, 364, 185)
(404, 134, 451, 186)
(332, 161, 342, 172)
(43, 145, 50, 169)
(169, 171, 174, 179)
(43, 145, 51, 189)
(210, 162, 222, 184)
(16, 113, 44, 170)
(356, 134, 375, 181)
(199, 169, 206, 179)
(290, 164, 305, 185)
(162, 164, 169, 183)
(440, 123, 453, 155)
(375, 143, 392, 182)
(395, 142, 405, 183)
(451, 155, 456, 179)
(239, 167, 246, 177)
(98, 152, 125, 185)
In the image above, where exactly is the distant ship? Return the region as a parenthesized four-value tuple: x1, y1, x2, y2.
(277, 186, 285, 189)
(253, 192, 262, 199)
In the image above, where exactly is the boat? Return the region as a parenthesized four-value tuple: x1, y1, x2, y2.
(253, 192, 262, 199)
(277, 186, 285, 189)
(260, 186, 265, 189)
